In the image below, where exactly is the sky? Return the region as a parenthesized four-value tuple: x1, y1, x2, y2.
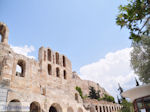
(0, 0, 140, 101)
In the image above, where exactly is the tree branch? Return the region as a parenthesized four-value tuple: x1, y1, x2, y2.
(139, 17, 150, 32)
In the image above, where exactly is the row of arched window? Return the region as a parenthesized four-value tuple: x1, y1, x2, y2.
(15, 60, 67, 80)
(45, 49, 66, 67)
(7, 99, 83, 112)
(48, 64, 67, 80)
(95, 105, 121, 112)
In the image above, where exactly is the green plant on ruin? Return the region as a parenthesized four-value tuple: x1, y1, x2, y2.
(101, 94, 115, 103)
(75, 86, 83, 99)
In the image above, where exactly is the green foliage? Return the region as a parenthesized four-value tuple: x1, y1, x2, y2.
(101, 94, 115, 103)
(88, 86, 100, 100)
(76, 86, 83, 99)
(120, 99, 134, 112)
(116, 0, 150, 41)
(131, 35, 150, 83)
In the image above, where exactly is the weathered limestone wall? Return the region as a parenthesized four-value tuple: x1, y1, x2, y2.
(0, 22, 121, 112)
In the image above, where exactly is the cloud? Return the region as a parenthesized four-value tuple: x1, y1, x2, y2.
(80, 48, 141, 100)
(11, 45, 35, 59)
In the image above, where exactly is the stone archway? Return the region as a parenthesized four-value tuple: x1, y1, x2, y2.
(7, 99, 21, 112)
(49, 103, 62, 112)
(30, 101, 41, 112)
(77, 108, 83, 112)
(67, 107, 74, 112)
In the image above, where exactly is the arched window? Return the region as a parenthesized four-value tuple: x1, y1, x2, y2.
(0, 34, 2, 42)
(56, 52, 59, 64)
(48, 49, 51, 61)
(109, 107, 111, 112)
(63, 56, 66, 67)
(8, 99, 21, 112)
(63, 70, 67, 79)
(49, 103, 62, 112)
(56, 67, 60, 77)
(16, 60, 25, 77)
(48, 64, 52, 75)
(100, 106, 102, 112)
(103, 106, 105, 112)
(75, 93, 78, 102)
(30, 102, 41, 112)
(95, 106, 98, 112)
(44, 51, 46, 61)
(106, 107, 108, 112)
(112, 106, 114, 111)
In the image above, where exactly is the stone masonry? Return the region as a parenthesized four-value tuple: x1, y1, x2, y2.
(0, 22, 121, 112)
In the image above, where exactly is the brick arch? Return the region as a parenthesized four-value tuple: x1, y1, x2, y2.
(30, 101, 41, 112)
(49, 103, 62, 112)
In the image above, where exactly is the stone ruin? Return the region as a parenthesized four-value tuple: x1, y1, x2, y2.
(0, 22, 121, 112)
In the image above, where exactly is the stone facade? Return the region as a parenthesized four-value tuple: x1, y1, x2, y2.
(0, 22, 121, 112)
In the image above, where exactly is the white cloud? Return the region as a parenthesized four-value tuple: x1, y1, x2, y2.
(80, 48, 141, 100)
(11, 45, 35, 59)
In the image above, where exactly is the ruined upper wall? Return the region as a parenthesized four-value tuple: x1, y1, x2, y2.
(0, 22, 73, 92)
(0, 22, 9, 45)
(70, 72, 110, 98)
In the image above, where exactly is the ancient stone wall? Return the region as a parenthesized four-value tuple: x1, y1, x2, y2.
(0, 22, 121, 112)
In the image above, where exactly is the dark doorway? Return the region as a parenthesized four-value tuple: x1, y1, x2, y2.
(30, 102, 41, 112)
(49, 106, 57, 112)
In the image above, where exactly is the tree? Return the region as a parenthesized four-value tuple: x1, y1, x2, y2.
(117, 85, 134, 112)
(118, 83, 125, 100)
(117, 95, 121, 104)
(135, 77, 140, 86)
(88, 86, 100, 100)
(120, 99, 134, 112)
(131, 35, 150, 83)
(116, 0, 150, 42)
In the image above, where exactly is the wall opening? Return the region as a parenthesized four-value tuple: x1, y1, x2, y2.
(103, 106, 105, 112)
(95, 106, 98, 112)
(30, 101, 41, 112)
(100, 106, 102, 112)
(0, 34, 2, 43)
(16, 60, 25, 77)
(0, 24, 4, 43)
(75, 93, 78, 102)
(63, 56, 66, 67)
(56, 67, 60, 77)
(56, 52, 59, 64)
(112, 106, 114, 111)
(49, 103, 62, 112)
(8, 99, 21, 112)
(109, 107, 111, 112)
(63, 70, 67, 79)
(48, 64, 52, 75)
(106, 107, 108, 112)
(48, 49, 51, 61)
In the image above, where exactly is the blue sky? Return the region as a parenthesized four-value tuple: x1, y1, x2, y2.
(0, 0, 131, 71)
(0, 0, 137, 99)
